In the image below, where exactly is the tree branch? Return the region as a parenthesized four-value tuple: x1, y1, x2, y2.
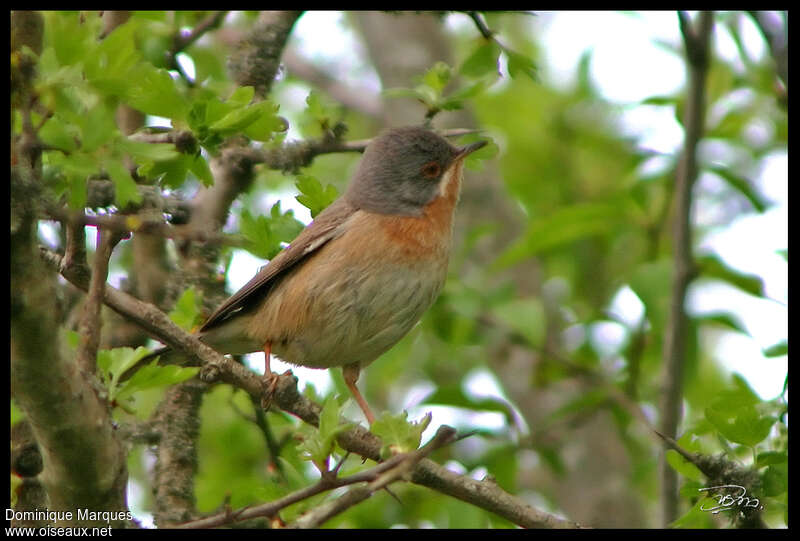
(76, 228, 122, 373)
(659, 10, 714, 527)
(228, 11, 303, 99)
(41, 247, 581, 528)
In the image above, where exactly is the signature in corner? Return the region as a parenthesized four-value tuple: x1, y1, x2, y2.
(698, 484, 763, 514)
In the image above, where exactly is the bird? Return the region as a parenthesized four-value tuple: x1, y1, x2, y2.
(142, 126, 487, 424)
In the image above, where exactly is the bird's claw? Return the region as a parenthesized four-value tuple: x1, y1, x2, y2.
(259, 369, 293, 410)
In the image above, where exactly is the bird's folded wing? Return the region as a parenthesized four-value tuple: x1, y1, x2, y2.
(199, 197, 356, 332)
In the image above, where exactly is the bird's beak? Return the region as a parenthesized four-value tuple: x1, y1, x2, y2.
(455, 140, 488, 160)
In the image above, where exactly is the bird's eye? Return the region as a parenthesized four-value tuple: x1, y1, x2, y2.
(421, 162, 441, 178)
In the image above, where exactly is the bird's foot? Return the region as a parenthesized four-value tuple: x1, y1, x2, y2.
(259, 369, 293, 410)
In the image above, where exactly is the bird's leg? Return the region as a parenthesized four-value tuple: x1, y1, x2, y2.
(342, 363, 376, 425)
(260, 341, 279, 409)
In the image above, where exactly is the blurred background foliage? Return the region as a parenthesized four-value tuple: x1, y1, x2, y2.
(11, 11, 786, 528)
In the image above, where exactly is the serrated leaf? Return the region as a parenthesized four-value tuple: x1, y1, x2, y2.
(239, 204, 304, 260)
(80, 105, 117, 152)
(422, 61, 452, 93)
(97, 346, 152, 400)
(370, 411, 432, 459)
(295, 174, 339, 218)
(298, 396, 352, 469)
(116, 361, 200, 404)
(243, 100, 285, 141)
(38, 116, 79, 152)
(124, 67, 188, 121)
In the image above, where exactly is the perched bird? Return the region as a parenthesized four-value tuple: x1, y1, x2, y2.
(145, 126, 486, 424)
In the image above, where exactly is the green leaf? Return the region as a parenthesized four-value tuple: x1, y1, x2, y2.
(370, 411, 432, 460)
(141, 153, 193, 188)
(460, 42, 500, 78)
(44, 11, 96, 67)
(105, 157, 142, 208)
(695, 312, 748, 335)
(239, 204, 304, 260)
(96, 346, 152, 400)
(382, 87, 429, 102)
(696, 254, 764, 297)
(496, 202, 628, 267)
(762, 463, 788, 497)
(708, 166, 768, 213)
(169, 287, 202, 331)
(490, 297, 546, 347)
(295, 174, 339, 218)
(124, 67, 188, 121)
(464, 136, 499, 171)
(189, 154, 214, 187)
(705, 406, 774, 447)
(504, 48, 538, 81)
(762, 341, 787, 358)
(38, 116, 79, 152)
(298, 396, 352, 469)
(116, 361, 200, 404)
(422, 61, 452, 93)
(756, 451, 787, 468)
(80, 105, 117, 153)
(118, 138, 180, 162)
(227, 86, 255, 108)
(641, 95, 678, 106)
(209, 105, 262, 134)
(242, 100, 285, 141)
(665, 449, 704, 482)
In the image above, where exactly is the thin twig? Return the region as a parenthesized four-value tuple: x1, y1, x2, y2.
(169, 11, 228, 62)
(75, 228, 122, 374)
(659, 10, 714, 527)
(467, 11, 494, 40)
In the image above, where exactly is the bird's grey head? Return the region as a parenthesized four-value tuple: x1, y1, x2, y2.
(345, 126, 485, 216)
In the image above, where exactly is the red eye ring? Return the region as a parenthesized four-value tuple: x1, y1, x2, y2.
(421, 162, 441, 178)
